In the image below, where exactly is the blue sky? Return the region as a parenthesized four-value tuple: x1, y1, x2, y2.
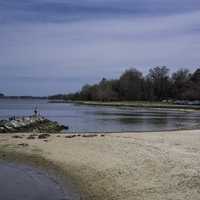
(1, 0, 200, 95)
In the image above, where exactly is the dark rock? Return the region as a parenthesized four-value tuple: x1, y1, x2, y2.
(0, 120, 7, 126)
(27, 135, 36, 139)
(18, 143, 29, 147)
(82, 134, 98, 138)
(65, 135, 76, 138)
(38, 133, 50, 139)
(1, 154, 6, 158)
(12, 135, 23, 139)
(0, 116, 66, 133)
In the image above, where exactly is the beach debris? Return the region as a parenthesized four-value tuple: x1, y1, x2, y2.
(64, 134, 102, 139)
(38, 133, 50, 139)
(27, 134, 36, 139)
(1, 154, 6, 158)
(82, 134, 98, 138)
(65, 135, 76, 138)
(18, 143, 29, 147)
(12, 135, 23, 139)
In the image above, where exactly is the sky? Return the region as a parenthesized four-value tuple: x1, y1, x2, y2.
(1, 0, 200, 96)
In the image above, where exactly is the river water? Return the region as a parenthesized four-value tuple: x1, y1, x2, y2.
(0, 161, 79, 200)
(0, 99, 200, 132)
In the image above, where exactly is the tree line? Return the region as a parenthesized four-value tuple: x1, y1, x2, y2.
(55, 66, 200, 102)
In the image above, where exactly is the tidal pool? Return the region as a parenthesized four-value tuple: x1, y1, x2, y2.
(0, 161, 79, 200)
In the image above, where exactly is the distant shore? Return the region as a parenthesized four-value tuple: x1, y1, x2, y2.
(73, 100, 200, 111)
(1, 130, 200, 200)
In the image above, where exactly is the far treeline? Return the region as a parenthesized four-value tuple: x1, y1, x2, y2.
(50, 66, 200, 102)
(0, 95, 47, 99)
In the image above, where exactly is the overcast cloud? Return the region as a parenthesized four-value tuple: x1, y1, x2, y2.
(0, 0, 200, 95)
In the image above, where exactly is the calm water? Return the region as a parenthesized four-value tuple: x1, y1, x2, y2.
(0, 161, 79, 200)
(0, 99, 200, 132)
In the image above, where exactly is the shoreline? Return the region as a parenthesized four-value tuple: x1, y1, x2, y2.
(63, 126, 200, 134)
(0, 150, 81, 200)
(1, 130, 200, 199)
(0, 160, 76, 200)
(72, 100, 200, 111)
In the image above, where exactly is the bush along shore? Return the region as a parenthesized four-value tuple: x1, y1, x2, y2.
(0, 116, 68, 133)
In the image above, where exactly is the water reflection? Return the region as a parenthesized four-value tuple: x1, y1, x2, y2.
(0, 99, 200, 132)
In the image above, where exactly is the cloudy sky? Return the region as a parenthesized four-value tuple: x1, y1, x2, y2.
(1, 0, 200, 95)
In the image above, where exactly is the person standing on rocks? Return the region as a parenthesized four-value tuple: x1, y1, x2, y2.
(34, 106, 38, 116)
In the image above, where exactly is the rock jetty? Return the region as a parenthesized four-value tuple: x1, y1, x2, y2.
(0, 116, 67, 133)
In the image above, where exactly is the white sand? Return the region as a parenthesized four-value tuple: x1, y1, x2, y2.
(1, 130, 200, 200)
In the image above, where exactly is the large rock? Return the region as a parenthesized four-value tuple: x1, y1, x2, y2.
(0, 116, 66, 133)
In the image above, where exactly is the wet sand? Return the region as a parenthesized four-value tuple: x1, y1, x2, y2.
(0, 160, 77, 200)
(1, 130, 200, 200)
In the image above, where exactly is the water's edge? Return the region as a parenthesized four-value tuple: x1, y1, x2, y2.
(0, 151, 81, 200)
(1, 99, 200, 133)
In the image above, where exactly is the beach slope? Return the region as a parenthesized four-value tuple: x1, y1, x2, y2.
(1, 131, 200, 200)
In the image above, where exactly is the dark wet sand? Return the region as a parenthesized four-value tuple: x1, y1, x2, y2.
(0, 161, 77, 200)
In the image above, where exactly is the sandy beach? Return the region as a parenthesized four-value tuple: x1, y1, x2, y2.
(1, 130, 200, 200)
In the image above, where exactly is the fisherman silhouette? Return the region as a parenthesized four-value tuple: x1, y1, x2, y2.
(34, 106, 38, 116)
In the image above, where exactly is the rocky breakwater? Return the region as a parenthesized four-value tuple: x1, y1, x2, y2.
(0, 116, 68, 133)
